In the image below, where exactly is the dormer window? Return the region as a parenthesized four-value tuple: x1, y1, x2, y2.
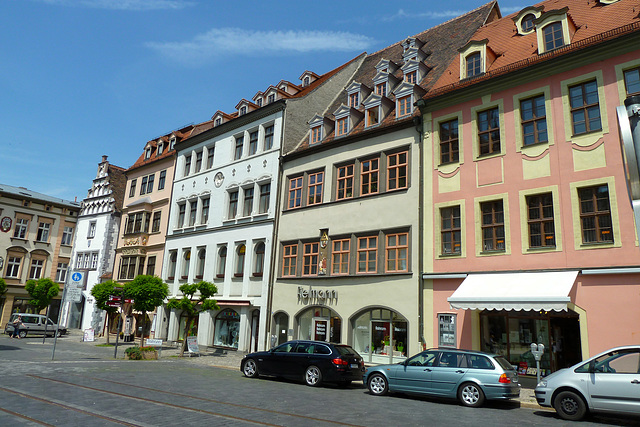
(376, 83, 386, 97)
(157, 141, 165, 155)
(522, 13, 536, 32)
(366, 107, 380, 127)
(405, 71, 417, 84)
(215, 118, 221, 126)
(268, 94, 275, 104)
(304, 76, 310, 86)
(336, 117, 348, 137)
(311, 126, 321, 144)
(349, 93, 359, 108)
(145, 147, 152, 159)
(543, 22, 564, 51)
(240, 106, 247, 115)
(397, 96, 411, 117)
(256, 98, 263, 107)
(466, 52, 482, 78)
(170, 137, 176, 150)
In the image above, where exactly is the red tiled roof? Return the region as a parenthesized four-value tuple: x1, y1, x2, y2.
(428, 0, 640, 97)
(126, 124, 194, 171)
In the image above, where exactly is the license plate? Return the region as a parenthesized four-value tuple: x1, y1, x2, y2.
(350, 364, 359, 369)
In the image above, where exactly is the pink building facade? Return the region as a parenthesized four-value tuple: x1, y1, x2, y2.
(420, 0, 640, 376)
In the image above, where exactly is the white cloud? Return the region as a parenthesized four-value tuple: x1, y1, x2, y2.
(382, 9, 467, 22)
(146, 28, 374, 61)
(33, 0, 194, 10)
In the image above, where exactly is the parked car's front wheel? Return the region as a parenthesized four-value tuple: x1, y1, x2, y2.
(18, 330, 27, 339)
(56, 330, 63, 338)
(458, 382, 485, 407)
(304, 365, 322, 387)
(367, 373, 389, 396)
(242, 358, 259, 378)
(554, 390, 587, 421)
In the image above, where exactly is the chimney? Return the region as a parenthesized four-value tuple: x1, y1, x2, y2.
(102, 155, 108, 162)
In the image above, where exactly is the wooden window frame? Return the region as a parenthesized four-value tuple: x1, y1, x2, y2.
(386, 232, 408, 273)
(336, 117, 348, 136)
(361, 158, 379, 196)
(441, 206, 461, 255)
(520, 95, 548, 146)
(331, 239, 350, 275)
(397, 95, 411, 117)
(527, 193, 556, 248)
(311, 126, 321, 144)
(477, 107, 501, 156)
(336, 164, 354, 200)
(302, 242, 319, 276)
(543, 22, 564, 51)
(481, 200, 505, 252)
(439, 119, 459, 164)
(282, 244, 298, 277)
(387, 151, 408, 191)
(357, 236, 378, 274)
(466, 52, 481, 78)
(569, 80, 602, 136)
(578, 185, 613, 244)
(307, 172, 323, 206)
(288, 176, 303, 209)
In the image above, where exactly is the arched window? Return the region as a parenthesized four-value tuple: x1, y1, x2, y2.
(181, 250, 191, 279)
(466, 52, 481, 78)
(214, 309, 240, 349)
(196, 248, 206, 279)
(216, 246, 227, 278)
(253, 242, 265, 276)
(168, 251, 177, 279)
(521, 13, 536, 32)
(235, 244, 246, 277)
(543, 22, 564, 51)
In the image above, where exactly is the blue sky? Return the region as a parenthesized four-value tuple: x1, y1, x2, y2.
(0, 0, 523, 202)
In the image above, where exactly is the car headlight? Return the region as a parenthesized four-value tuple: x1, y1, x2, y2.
(537, 380, 547, 388)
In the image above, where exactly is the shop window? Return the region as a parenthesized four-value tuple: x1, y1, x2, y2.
(478, 107, 501, 156)
(331, 239, 350, 275)
(527, 193, 555, 248)
(302, 242, 319, 276)
(387, 151, 407, 190)
(178, 312, 198, 341)
(214, 309, 240, 349)
(336, 164, 354, 200)
(481, 200, 505, 252)
(441, 206, 461, 255)
(357, 236, 378, 273)
(578, 184, 613, 244)
(438, 314, 457, 348)
(216, 246, 227, 278)
(353, 308, 407, 364)
(520, 95, 548, 146)
(282, 244, 297, 277)
(569, 79, 601, 136)
(297, 306, 341, 343)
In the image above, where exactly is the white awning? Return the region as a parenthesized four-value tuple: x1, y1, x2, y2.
(447, 271, 578, 312)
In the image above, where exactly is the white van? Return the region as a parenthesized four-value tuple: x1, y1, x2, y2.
(4, 313, 67, 338)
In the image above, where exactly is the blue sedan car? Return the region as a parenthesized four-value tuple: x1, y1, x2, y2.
(363, 348, 520, 407)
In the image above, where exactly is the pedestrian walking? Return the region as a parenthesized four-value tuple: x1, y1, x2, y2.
(11, 315, 23, 339)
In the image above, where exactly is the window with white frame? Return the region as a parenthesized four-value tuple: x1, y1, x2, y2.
(55, 262, 68, 283)
(29, 259, 44, 279)
(188, 200, 197, 226)
(201, 197, 210, 224)
(243, 188, 254, 217)
(61, 226, 74, 245)
(158, 170, 167, 190)
(217, 246, 227, 278)
(168, 251, 177, 279)
(264, 125, 274, 150)
(6, 256, 22, 278)
(88, 221, 96, 238)
(196, 248, 205, 279)
(177, 203, 186, 228)
(13, 218, 29, 239)
(151, 211, 161, 233)
(234, 136, 244, 160)
(259, 183, 270, 214)
(36, 222, 50, 242)
(184, 154, 192, 177)
(129, 179, 137, 197)
(235, 244, 246, 277)
(207, 146, 215, 168)
(195, 150, 203, 173)
(253, 242, 265, 276)
(181, 250, 191, 279)
(249, 131, 258, 155)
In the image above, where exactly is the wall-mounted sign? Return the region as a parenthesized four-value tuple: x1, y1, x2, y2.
(297, 286, 337, 304)
(0, 216, 12, 232)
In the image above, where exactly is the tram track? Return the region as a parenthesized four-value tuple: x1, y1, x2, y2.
(25, 374, 364, 426)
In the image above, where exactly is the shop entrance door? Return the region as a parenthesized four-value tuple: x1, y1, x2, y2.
(313, 318, 328, 342)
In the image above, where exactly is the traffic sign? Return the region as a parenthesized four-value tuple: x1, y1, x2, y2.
(70, 271, 85, 288)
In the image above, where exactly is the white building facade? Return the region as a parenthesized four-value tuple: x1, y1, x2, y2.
(65, 156, 125, 331)
(160, 102, 283, 352)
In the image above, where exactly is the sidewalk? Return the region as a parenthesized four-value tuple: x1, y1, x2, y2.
(81, 332, 542, 410)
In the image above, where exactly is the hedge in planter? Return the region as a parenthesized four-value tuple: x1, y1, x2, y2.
(124, 346, 158, 360)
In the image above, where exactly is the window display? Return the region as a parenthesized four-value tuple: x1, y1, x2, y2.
(352, 308, 407, 364)
(214, 309, 240, 349)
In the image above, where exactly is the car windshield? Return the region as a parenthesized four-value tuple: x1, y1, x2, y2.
(493, 356, 515, 371)
(335, 345, 358, 356)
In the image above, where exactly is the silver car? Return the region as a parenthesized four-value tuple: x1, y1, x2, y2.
(4, 313, 66, 338)
(535, 345, 640, 421)
(363, 348, 520, 407)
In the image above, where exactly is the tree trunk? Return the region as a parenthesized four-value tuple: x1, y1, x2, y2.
(139, 311, 146, 347)
(105, 315, 110, 345)
(179, 316, 193, 357)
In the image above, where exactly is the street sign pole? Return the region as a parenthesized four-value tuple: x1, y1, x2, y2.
(52, 268, 70, 360)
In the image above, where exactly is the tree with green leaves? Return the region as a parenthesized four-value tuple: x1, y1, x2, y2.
(0, 277, 7, 298)
(90, 280, 121, 344)
(167, 281, 219, 357)
(124, 275, 169, 347)
(25, 278, 59, 313)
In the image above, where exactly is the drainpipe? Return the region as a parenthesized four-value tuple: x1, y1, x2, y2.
(413, 101, 426, 351)
(616, 95, 640, 245)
